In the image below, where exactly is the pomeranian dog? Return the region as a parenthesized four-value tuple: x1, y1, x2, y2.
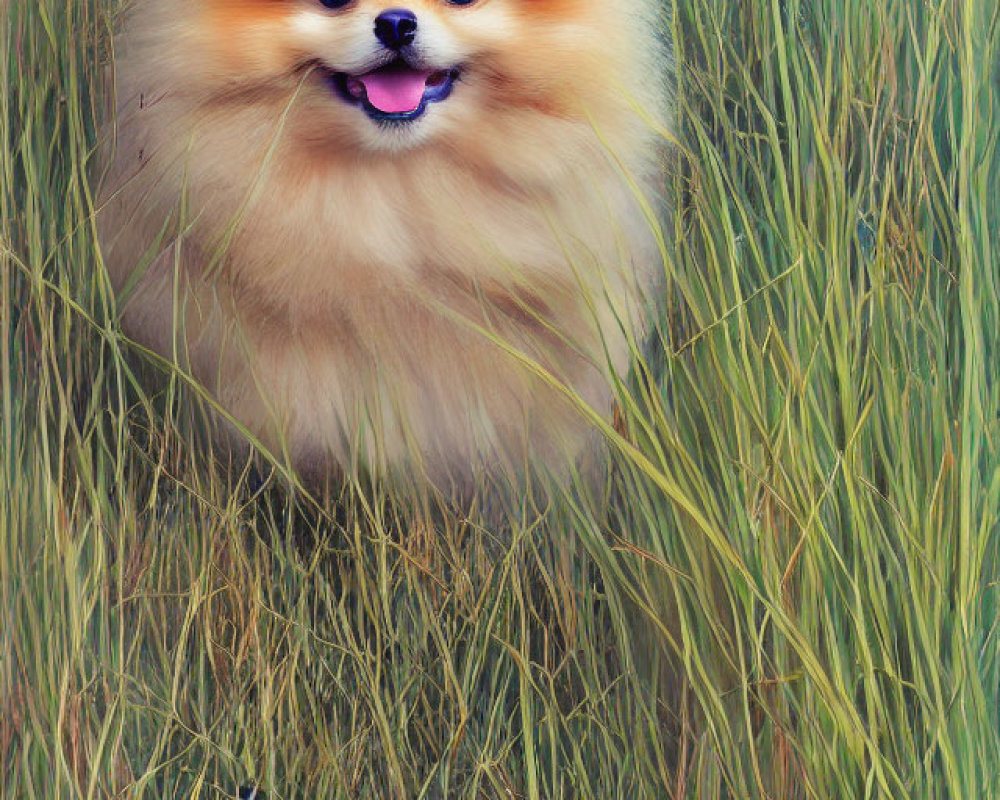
(99, 0, 668, 494)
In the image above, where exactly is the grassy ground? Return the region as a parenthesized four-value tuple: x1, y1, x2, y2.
(3, 0, 998, 797)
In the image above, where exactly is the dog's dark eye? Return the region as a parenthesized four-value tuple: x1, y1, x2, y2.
(446, 0, 476, 5)
(319, 0, 351, 8)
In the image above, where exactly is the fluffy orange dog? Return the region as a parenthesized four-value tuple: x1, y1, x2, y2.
(99, 0, 668, 493)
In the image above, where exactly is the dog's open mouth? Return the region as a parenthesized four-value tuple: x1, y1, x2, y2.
(331, 60, 458, 123)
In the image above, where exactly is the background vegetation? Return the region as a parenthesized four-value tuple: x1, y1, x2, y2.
(2, 0, 998, 796)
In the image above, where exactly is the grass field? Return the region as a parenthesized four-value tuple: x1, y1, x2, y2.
(2, 0, 999, 797)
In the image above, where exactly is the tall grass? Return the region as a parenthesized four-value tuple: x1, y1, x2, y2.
(2, 0, 998, 797)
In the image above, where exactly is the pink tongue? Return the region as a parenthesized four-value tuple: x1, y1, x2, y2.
(360, 68, 431, 113)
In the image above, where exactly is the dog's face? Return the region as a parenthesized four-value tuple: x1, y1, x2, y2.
(133, 0, 642, 155)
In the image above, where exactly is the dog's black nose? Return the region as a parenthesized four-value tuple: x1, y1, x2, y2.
(374, 9, 418, 50)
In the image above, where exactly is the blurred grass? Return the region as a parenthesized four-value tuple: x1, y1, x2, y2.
(2, 0, 998, 797)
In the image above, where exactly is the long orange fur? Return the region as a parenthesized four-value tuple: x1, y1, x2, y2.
(99, 0, 669, 492)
